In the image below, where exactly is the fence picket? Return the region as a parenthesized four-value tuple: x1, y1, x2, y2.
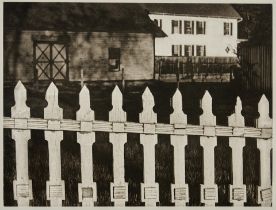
(228, 97, 246, 206)
(109, 86, 128, 206)
(257, 95, 272, 206)
(11, 81, 33, 206)
(77, 85, 97, 206)
(170, 89, 189, 206)
(139, 87, 159, 206)
(44, 82, 65, 206)
(199, 91, 218, 206)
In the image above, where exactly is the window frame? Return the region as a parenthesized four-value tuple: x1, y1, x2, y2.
(108, 47, 121, 71)
(196, 45, 206, 56)
(172, 45, 182, 56)
(184, 20, 194, 34)
(196, 21, 206, 35)
(224, 22, 233, 36)
(172, 20, 182, 34)
(184, 45, 194, 56)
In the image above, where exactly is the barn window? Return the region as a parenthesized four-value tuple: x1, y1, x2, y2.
(184, 21, 194, 34)
(196, 45, 206, 56)
(108, 48, 121, 71)
(196, 21, 206, 34)
(172, 20, 182, 34)
(224, 22, 233, 35)
(34, 41, 69, 81)
(172, 45, 182, 56)
(184, 45, 194, 56)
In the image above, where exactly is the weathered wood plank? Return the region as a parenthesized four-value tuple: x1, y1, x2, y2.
(76, 85, 97, 206)
(44, 82, 65, 206)
(228, 97, 246, 206)
(199, 91, 218, 206)
(170, 89, 189, 206)
(11, 81, 33, 206)
(139, 87, 159, 206)
(109, 86, 128, 206)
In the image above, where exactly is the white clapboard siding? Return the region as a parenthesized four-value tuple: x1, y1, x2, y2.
(44, 82, 65, 206)
(11, 81, 33, 206)
(76, 85, 97, 206)
(199, 91, 218, 206)
(139, 87, 159, 206)
(170, 89, 189, 206)
(109, 86, 128, 206)
(257, 95, 272, 206)
(228, 97, 246, 206)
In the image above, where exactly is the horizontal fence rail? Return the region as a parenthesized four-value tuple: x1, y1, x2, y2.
(3, 81, 272, 207)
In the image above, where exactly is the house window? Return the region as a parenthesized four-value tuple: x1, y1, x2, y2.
(172, 20, 182, 34)
(184, 45, 194, 56)
(184, 21, 194, 34)
(154, 19, 162, 29)
(108, 48, 120, 71)
(196, 21, 206, 34)
(172, 45, 182, 56)
(224, 22, 233, 35)
(196, 45, 206, 56)
(34, 41, 69, 81)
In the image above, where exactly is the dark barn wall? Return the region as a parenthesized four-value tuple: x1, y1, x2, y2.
(4, 30, 154, 82)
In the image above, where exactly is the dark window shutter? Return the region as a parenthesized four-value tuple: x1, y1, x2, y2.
(204, 46, 206, 56)
(172, 20, 174, 34)
(179, 21, 182, 34)
(230, 23, 233, 35)
(172, 45, 174, 55)
(204, 22, 206, 34)
(180, 45, 182, 56)
(192, 21, 194, 34)
(192, 45, 194, 56)
(160, 19, 162, 30)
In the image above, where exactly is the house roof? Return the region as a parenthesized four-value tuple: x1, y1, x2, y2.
(142, 4, 242, 20)
(4, 2, 166, 37)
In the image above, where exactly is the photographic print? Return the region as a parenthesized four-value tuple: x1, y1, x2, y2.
(2, 0, 273, 207)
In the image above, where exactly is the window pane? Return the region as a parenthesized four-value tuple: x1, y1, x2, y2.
(172, 20, 179, 34)
(184, 45, 193, 56)
(196, 21, 205, 34)
(184, 21, 194, 34)
(224, 22, 230, 35)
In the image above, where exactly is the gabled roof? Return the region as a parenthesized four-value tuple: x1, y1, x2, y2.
(4, 2, 166, 37)
(142, 3, 242, 20)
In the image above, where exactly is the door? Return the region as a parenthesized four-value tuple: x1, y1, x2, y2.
(34, 41, 69, 81)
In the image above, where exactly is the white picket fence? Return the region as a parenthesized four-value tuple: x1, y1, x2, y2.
(3, 81, 272, 207)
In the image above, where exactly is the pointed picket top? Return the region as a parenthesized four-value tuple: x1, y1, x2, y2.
(11, 81, 30, 118)
(44, 82, 63, 119)
(109, 85, 126, 122)
(139, 87, 157, 123)
(77, 85, 94, 121)
(228, 97, 244, 127)
(200, 90, 216, 125)
(170, 89, 187, 124)
(257, 94, 272, 128)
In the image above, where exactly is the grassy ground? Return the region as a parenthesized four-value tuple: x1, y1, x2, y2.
(3, 80, 272, 206)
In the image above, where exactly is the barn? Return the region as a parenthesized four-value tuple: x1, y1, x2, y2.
(4, 3, 166, 84)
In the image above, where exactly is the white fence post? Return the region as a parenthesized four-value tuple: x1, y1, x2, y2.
(228, 97, 246, 206)
(44, 83, 65, 206)
(257, 95, 272, 206)
(199, 91, 218, 206)
(109, 86, 128, 206)
(140, 87, 159, 206)
(11, 81, 33, 206)
(77, 85, 97, 206)
(170, 89, 189, 206)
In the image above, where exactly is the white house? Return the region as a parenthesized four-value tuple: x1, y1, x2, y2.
(144, 4, 242, 57)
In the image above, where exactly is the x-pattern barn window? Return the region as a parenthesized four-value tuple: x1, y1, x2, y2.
(196, 21, 206, 34)
(34, 41, 68, 81)
(224, 22, 233, 35)
(184, 21, 194, 34)
(172, 20, 182, 34)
